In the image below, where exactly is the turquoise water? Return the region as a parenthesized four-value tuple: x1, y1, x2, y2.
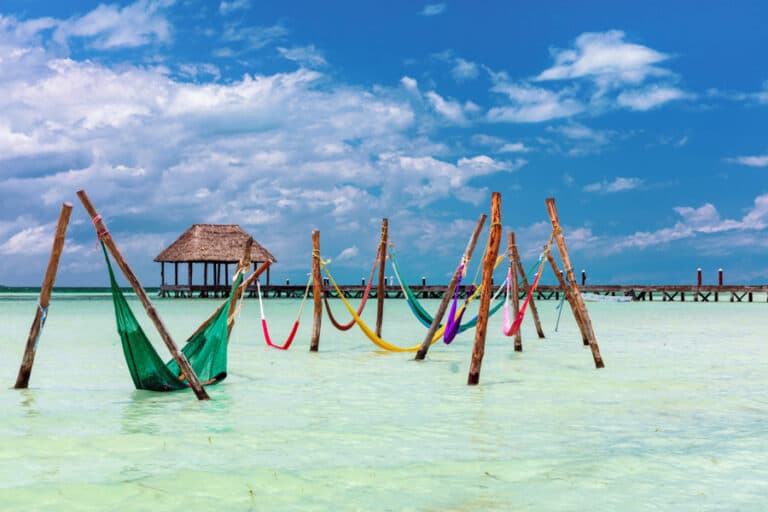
(1, 293, 766, 511)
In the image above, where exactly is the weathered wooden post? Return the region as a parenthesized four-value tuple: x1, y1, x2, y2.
(697, 268, 702, 287)
(546, 251, 589, 345)
(375, 219, 388, 338)
(545, 197, 604, 368)
(718, 268, 723, 286)
(468, 192, 501, 385)
(415, 214, 487, 361)
(581, 270, 586, 286)
(510, 234, 545, 338)
(310, 230, 322, 351)
(508, 232, 522, 351)
(14, 202, 73, 389)
(77, 190, 210, 399)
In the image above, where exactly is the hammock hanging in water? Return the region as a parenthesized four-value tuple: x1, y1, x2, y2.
(502, 238, 552, 337)
(389, 246, 506, 333)
(256, 275, 312, 350)
(323, 250, 379, 331)
(103, 242, 244, 391)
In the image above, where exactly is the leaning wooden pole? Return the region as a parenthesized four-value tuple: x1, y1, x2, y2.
(546, 251, 589, 346)
(375, 218, 388, 338)
(508, 232, 522, 352)
(545, 198, 604, 368)
(77, 190, 210, 400)
(415, 213, 487, 361)
(226, 237, 253, 337)
(511, 236, 545, 339)
(468, 192, 501, 385)
(310, 230, 322, 351)
(14, 202, 73, 389)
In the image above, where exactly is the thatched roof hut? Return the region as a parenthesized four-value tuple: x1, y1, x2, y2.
(155, 224, 276, 297)
(154, 224, 276, 264)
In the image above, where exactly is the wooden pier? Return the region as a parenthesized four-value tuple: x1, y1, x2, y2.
(158, 283, 768, 303)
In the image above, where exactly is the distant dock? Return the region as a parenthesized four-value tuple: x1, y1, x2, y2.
(158, 283, 768, 303)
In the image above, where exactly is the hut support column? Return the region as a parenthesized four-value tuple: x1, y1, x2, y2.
(545, 197, 604, 369)
(546, 252, 589, 345)
(508, 232, 522, 352)
(468, 192, 502, 385)
(77, 189, 210, 400)
(188, 263, 193, 298)
(375, 218, 388, 338)
(310, 230, 322, 351)
(415, 214, 487, 360)
(511, 235, 545, 339)
(15, 202, 73, 389)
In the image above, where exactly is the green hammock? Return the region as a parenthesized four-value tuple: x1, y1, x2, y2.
(103, 243, 243, 392)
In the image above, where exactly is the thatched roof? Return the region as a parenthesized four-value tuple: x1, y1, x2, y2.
(154, 224, 277, 263)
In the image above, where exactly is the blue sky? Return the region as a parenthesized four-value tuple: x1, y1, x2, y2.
(0, 0, 767, 287)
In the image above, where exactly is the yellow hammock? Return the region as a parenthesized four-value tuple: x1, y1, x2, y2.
(320, 256, 505, 352)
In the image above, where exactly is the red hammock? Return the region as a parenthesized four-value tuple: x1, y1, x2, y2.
(257, 276, 311, 350)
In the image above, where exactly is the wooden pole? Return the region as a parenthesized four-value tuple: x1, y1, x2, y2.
(546, 251, 589, 346)
(76, 190, 210, 400)
(511, 237, 545, 339)
(415, 214, 487, 361)
(310, 230, 322, 351)
(14, 202, 73, 389)
(507, 232, 522, 352)
(468, 192, 502, 385)
(545, 197, 604, 369)
(375, 218, 388, 338)
(227, 238, 252, 335)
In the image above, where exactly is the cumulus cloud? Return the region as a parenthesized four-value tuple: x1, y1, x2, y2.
(487, 82, 584, 123)
(53, 0, 174, 49)
(219, 0, 251, 15)
(336, 246, 359, 261)
(616, 85, 688, 110)
(452, 57, 478, 82)
(420, 4, 447, 16)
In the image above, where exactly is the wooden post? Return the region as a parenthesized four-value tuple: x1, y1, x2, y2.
(547, 252, 589, 345)
(161, 262, 165, 286)
(14, 202, 73, 389)
(718, 268, 723, 286)
(415, 214, 487, 360)
(310, 230, 322, 351)
(174, 262, 178, 286)
(188, 262, 192, 296)
(76, 190, 210, 400)
(545, 197, 604, 369)
(511, 234, 545, 339)
(507, 232, 522, 352)
(468, 192, 501, 385)
(227, 239, 252, 335)
(581, 270, 586, 286)
(375, 218, 388, 338)
(697, 268, 702, 287)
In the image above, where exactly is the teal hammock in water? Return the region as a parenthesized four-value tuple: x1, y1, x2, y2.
(388, 247, 505, 333)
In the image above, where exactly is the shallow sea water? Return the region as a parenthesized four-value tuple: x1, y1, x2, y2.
(0, 292, 766, 511)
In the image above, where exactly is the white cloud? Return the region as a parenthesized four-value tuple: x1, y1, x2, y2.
(487, 82, 584, 123)
(278, 45, 327, 68)
(537, 30, 669, 84)
(425, 91, 468, 123)
(499, 142, 531, 153)
(400, 76, 419, 92)
(336, 246, 359, 261)
(616, 85, 688, 111)
(452, 58, 478, 82)
(420, 4, 447, 16)
(219, 0, 251, 15)
(583, 177, 643, 193)
(220, 22, 288, 51)
(54, 0, 173, 49)
(727, 155, 768, 168)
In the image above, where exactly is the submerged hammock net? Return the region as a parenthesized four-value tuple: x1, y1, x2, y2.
(103, 243, 244, 391)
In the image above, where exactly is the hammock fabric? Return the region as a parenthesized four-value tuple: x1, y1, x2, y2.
(103, 243, 243, 391)
(503, 249, 549, 337)
(390, 247, 506, 333)
(323, 251, 379, 331)
(320, 259, 499, 352)
(256, 276, 312, 350)
(442, 264, 467, 344)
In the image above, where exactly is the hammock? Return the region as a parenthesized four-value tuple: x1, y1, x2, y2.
(443, 264, 467, 344)
(503, 241, 551, 337)
(390, 247, 506, 333)
(103, 243, 244, 391)
(320, 259, 500, 352)
(256, 275, 312, 350)
(323, 250, 379, 331)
